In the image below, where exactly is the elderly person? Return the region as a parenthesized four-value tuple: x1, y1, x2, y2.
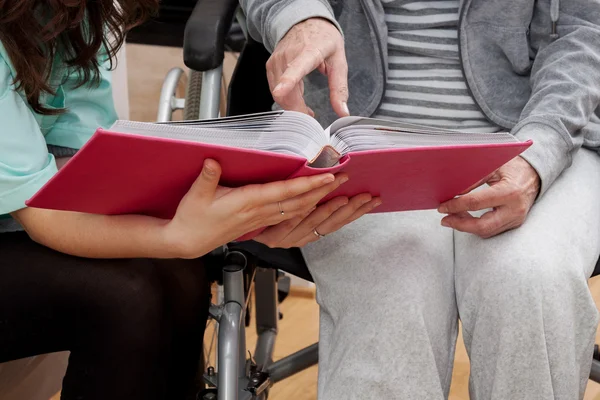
(0, 0, 377, 398)
(240, 0, 600, 399)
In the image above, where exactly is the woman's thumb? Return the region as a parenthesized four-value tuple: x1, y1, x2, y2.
(189, 159, 222, 199)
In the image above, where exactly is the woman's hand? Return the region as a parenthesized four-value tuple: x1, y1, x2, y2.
(437, 156, 540, 238)
(163, 159, 349, 258)
(254, 193, 381, 248)
(14, 159, 349, 260)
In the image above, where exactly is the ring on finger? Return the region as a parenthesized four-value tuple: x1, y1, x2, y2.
(278, 201, 285, 216)
(313, 228, 325, 238)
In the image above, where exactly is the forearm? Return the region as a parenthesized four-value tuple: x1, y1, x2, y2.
(9, 157, 194, 259)
(240, 0, 339, 52)
(11, 208, 194, 259)
(513, 3, 600, 197)
(56, 156, 70, 170)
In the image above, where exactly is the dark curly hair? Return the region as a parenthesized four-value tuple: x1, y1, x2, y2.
(0, 0, 159, 114)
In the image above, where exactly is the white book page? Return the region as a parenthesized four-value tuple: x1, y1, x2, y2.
(326, 115, 454, 137)
(109, 111, 329, 160)
(327, 118, 518, 154)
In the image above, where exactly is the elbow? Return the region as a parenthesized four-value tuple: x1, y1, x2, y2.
(19, 223, 46, 247)
(11, 209, 48, 248)
(25, 229, 45, 247)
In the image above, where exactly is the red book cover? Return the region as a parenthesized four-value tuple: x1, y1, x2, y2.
(27, 129, 531, 240)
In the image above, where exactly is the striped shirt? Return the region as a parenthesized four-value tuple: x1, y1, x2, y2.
(374, 0, 501, 133)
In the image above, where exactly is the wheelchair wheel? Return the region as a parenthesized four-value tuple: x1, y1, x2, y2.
(203, 313, 218, 370)
(198, 284, 221, 392)
(184, 69, 203, 120)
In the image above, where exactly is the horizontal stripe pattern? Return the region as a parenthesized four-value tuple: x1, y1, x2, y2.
(375, 0, 500, 133)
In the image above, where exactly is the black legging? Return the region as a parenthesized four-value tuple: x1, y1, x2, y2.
(0, 231, 211, 400)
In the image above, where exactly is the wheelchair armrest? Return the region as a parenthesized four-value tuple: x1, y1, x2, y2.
(230, 241, 314, 283)
(183, 0, 239, 72)
(592, 255, 600, 278)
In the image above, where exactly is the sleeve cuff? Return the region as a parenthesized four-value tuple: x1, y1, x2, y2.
(45, 125, 96, 150)
(512, 121, 572, 198)
(48, 145, 78, 158)
(0, 154, 58, 214)
(266, 1, 341, 52)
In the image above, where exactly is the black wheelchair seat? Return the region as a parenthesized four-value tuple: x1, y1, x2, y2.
(593, 257, 600, 278)
(231, 241, 314, 282)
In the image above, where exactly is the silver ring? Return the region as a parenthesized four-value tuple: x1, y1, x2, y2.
(313, 228, 325, 238)
(278, 201, 285, 216)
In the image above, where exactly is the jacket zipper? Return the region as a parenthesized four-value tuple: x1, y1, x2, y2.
(360, 0, 387, 113)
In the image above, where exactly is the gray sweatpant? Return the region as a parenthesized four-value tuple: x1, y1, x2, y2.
(302, 149, 600, 400)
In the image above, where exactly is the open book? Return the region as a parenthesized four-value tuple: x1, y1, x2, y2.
(27, 111, 531, 219)
(112, 110, 526, 168)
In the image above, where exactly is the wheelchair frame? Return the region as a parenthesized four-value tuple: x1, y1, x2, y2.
(156, 16, 318, 400)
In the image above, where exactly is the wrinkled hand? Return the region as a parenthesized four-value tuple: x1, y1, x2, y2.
(438, 156, 540, 238)
(255, 193, 381, 248)
(268, 18, 349, 117)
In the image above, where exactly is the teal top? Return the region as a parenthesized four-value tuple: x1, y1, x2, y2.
(0, 42, 118, 230)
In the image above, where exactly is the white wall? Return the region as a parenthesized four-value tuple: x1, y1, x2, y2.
(112, 44, 130, 120)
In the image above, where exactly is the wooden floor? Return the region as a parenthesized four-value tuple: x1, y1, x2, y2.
(242, 288, 320, 400)
(51, 44, 600, 400)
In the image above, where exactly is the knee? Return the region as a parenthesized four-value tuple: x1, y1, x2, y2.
(153, 258, 211, 309)
(496, 250, 584, 294)
(459, 249, 591, 318)
(79, 259, 166, 348)
(114, 263, 165, 326)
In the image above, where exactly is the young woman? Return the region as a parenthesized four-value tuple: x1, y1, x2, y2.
(0, 1, 381, 399)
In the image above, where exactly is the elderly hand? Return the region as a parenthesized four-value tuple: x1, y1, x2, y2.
(255, 193, 381, 248)
(267, 17, 349, 117)
(437, 156, 540, 238)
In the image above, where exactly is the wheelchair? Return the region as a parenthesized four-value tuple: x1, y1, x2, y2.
(153, 0, 600, 398)
(154, 2, 318, 400)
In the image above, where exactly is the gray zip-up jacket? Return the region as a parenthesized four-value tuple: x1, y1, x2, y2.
(241, 0, 600, 198)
